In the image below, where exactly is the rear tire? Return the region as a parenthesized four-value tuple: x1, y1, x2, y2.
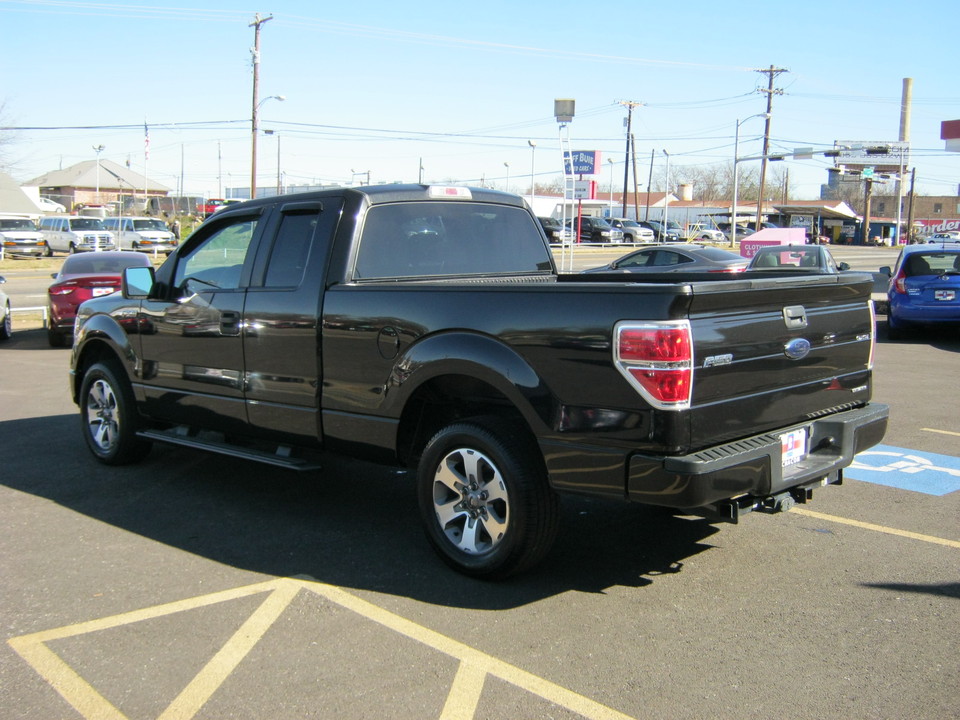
(47, 326, 67, 347)
(79, 361, 151, 465)
(417, 416, 559, 579)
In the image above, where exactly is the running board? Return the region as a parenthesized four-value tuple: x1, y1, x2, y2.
(137, 428, 322, 471)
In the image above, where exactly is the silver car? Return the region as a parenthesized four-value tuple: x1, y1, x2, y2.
(607, 218, 656, 244)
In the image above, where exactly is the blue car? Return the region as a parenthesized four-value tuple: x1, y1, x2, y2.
(882, 240, 960, 339)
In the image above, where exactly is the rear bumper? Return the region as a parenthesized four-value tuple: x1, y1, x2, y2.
(625, 403, 889, 509)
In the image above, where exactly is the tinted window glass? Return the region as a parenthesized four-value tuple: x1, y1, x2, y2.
(264, 212, 317, 288)
(355, 202, 551, 279)
(174, 218, 258, 290)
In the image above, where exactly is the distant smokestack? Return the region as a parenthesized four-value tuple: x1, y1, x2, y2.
(679, 183, 693, 201)
(899, 78, 913, 142)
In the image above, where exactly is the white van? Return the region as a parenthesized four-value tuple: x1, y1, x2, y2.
(102, 216, 178, 254)
(39, 216, 116, 254)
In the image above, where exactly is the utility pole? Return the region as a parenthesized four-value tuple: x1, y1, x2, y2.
(754, 65, 787, 230)
(617, 101, 641, 216)
(250, 12, 273, 200)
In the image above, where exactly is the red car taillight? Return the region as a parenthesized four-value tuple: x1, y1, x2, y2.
(615, 321, 693, 409)
(48, 282, 77, 296)
(892, 269, 908, 294)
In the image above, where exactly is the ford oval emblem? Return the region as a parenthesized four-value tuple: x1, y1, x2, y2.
(784, 338, 811, 360)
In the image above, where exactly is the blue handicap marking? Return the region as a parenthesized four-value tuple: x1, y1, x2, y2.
(846, 444, 960, 496)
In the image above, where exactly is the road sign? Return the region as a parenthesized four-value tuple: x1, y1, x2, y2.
(564, 151, 601, 175)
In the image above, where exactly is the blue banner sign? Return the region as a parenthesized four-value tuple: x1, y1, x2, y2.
(564, 150, 601, 175)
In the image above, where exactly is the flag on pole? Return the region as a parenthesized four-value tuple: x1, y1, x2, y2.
(144, 121, 150, 161)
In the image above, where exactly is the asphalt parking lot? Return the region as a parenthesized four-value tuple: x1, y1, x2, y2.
(1, 266, 957, 719)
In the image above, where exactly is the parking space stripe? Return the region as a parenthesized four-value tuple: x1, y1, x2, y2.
(9, 577, 637, 720)
(158, 579, 301, 720)
(302, 578, 635, 720)
(440, 661, 487, 720)
(923, 427, 960, 437)
(6, 637, 126, 720)
(793, 508, 960, 548)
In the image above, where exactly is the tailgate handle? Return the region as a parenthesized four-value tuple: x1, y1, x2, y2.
(782, 305, 808, 329)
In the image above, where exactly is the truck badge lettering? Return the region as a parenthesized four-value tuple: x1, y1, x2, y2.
(703, 353, 733, 368)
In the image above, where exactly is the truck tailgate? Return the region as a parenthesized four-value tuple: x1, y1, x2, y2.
(684, 272, 876, 448)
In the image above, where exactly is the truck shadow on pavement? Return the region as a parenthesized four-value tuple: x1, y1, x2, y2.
(1, 413, 721, 608)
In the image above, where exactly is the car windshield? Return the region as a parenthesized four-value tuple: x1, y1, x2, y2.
(133, 219, 167, 231)
(68, 218, 106, 230)
(0, 219, 36, 230)
(61, 254, 148, 275)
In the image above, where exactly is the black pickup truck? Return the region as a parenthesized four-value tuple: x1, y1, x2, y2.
(70, 185, 888, 578)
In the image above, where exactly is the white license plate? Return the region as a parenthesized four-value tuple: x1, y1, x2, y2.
(92, 287, 115, 297)
(934, 290, 955, 301)
(781, 427, 807, 467)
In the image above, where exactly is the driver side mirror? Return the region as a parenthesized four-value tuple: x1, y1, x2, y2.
(122, 266, 156, 299)
(838, 262, 850, 271)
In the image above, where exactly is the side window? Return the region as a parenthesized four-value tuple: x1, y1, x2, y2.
(260, 199, 341, 288)
(621, 251, 652, 268)
(263, 212, 317, 287)
(174, 217, 259, 291)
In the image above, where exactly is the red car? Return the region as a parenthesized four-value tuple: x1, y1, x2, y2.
(47, 251, 152, 347)
(198, 198, 227, 217)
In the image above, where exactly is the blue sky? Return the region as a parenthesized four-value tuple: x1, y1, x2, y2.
(1, 0, 957, 201)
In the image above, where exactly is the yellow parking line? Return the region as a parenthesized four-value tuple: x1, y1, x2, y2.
(9, 577, 636, 720)
(793, 508, 960, 548)
(158, 580, 301, 720)
(304, 579, 635, 720)
(440, 662, 487, 720)
(922, 427, 960, 438)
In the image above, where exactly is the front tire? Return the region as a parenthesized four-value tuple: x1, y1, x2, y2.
(79, 361, 151, 465)
(417, 417, 559, 579)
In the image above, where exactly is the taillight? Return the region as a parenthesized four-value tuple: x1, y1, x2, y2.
(49, 282, 76, 296)
(892, 269, 907, 294)
(614, 321, 693, 410)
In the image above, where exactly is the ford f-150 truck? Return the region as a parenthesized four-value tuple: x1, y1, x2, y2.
(70, 185, 888, 578)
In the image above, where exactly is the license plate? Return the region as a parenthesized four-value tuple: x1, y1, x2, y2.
(781, 427, 807, 467)
(934, 290, 955, 301)
(92, 287, 115, 297)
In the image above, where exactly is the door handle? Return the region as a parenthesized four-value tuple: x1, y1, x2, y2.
(220, 311, 241, 336)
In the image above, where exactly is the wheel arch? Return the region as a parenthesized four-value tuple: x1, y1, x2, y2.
(388, 332, 557, 465)
(70, 315, 138, 404)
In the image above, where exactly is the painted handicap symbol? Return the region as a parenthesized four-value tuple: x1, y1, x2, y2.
(847, 445, 960, 496)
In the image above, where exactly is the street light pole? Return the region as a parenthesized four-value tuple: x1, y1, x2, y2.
(251, 94, 284, 199)
(662, 149, 670, 229)
(503, 162, 510, 193)
(607, 157, 615, 216)
(527, 140, 536, 204)
(731, 113, 770, 245)
(92, 145, 105, 202)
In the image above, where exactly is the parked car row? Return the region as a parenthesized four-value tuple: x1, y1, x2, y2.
(536, 216, 725, 246)
(0, 215, 178, 257)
